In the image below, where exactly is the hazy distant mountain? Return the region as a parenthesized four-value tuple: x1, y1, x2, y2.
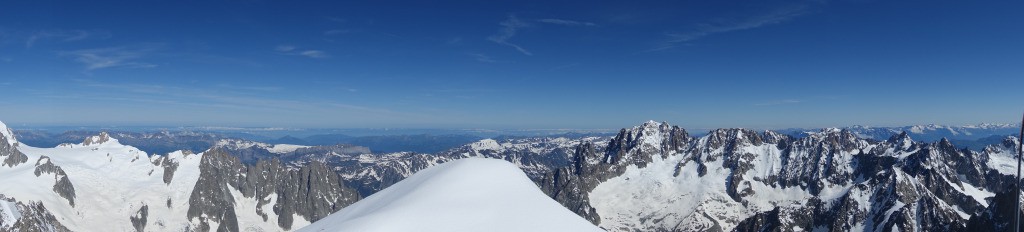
(273, 133, 485, 153)
(804, 123, 1020, 142)
(13, 130, 233, 155)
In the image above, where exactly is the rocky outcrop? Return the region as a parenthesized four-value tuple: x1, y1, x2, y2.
(0, 197, 72, 232)
(966, 187, 1024, 231)
(0, 131, 27, 168)
(32, 156, 75, 207)
(539, 121, 691, 225)
(527, 122, 1019, 231)
(81, 132, 111, 146)
(130, 205, 148, 232)
(151, 154, 182, 185)
(187, 148, 361, 232)
(187, 149, 246, 232)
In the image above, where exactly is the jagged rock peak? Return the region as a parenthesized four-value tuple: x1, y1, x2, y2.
(761, 130, 790, 144)
(0, 120, 28, 167)
(214, 138, 269, 150)
(624, 121, 689, 148)
(81, 132, 113, 146)
(796, 127, 865, 150)
(980, 136, 1020, 155)
(887, 131, 913, 144)
(937, 137, 955, 148)
(1000, 136, 1020, 150)
(639, 120, 669, 130)
(702, 128, 765, 147)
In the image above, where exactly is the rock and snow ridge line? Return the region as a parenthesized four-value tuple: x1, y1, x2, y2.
(0, 121, 364, 232)
(4, 118, 1024, 232)
(536, 121, 1024, 231)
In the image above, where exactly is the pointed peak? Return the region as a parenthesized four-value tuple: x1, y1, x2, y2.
(0, 119, 18, 146)
(762, 130, 788, 143)
(886, 131, 914, 150)
(82, 131, 116, 146)
(999, 136, 1020, 149)
(628, 120, 677, 135)
(888, 131, 911, 141)
(638, 120, 669, 129)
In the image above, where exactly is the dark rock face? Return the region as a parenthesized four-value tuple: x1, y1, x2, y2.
(32, 156, 76, 207)
(130, 205, 148, 232)
(0, 132, 27, 168)
(187, 149, 242, 232)
(151, 154, 182, 184)
(966, 187, 1024, 231)
(733, 206, 804, 232)
(539, 121, 691, 225)
(0, 196, 72, 232)
(270, 161, 360, 228)
(187, 148, 361, 232)
(538, 142, 603, 224)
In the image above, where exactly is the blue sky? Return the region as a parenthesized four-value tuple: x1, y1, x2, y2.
(0, 0, 1022, 129)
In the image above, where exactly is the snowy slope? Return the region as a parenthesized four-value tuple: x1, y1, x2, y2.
(297, 158, 604, 232)
(0, 121, 17, 146)
(0, 126, 336, 231)
(0, 133, 204, 231)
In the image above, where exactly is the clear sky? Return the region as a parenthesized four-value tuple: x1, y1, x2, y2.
(0, 0, 1022, 129)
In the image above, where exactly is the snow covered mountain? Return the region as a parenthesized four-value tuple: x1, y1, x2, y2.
(213, 135, 607, 197)
(0, 120, 360, 232)
(4, 118, 1024, 232)
(297, 158, 603, 232)
(535, 121, 1022, 231)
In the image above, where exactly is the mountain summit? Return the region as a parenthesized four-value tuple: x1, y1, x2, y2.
(298, 158, 603, 232)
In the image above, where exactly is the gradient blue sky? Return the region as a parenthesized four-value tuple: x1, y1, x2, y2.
(0, 0, 1022, 129)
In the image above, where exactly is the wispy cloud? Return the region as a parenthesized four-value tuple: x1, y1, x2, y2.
(755, 99, 802, 106)
(488, 15, 532, 56)
(63, 79, 418, 122)
(26, 29, 111, 48)
(469, 53, 497, 63)
(275, 45, 296, 52)
(537, 18, 597, 27)
(299, 50, 328, 58)
(60, 44, 160, 71)
(275, 45, 329, 58)
(655, 4, 814, 51)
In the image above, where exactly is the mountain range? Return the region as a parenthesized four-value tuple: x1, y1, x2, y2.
(2, 119, 1023, 231)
